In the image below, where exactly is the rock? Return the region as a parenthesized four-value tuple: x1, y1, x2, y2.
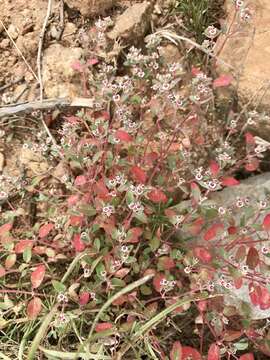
(65, 0, 115, 17)
(211, 173, 270, 205)
(107, 1, 153, 42)
(225, 285, 270, 320)
(158, 44, 182, 64)
(215, 0, 270, 109)
(176, 173, 270, 319)
(20, 148, 49, 176)
(42, 44, 83, 98)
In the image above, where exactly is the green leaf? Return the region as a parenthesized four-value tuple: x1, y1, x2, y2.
(111, 278, 126, 287)
(149, 236, 160, 251)
(93, 238, 100, 252)
(23, 247, 32, 263)
(96, 262, 106, 280)
(134, 212, 148, 224)
(52, 281, 66, 293)
(140, 285, 152, 295)
(78, 205, 97, 217)
(130, 95, 142, 104)
(92, 151, 104, 164)
(126, 191, 135, 206)
(234, 342, 249, 351)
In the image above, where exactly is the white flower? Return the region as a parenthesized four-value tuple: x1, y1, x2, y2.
(103, 205, 115, 217)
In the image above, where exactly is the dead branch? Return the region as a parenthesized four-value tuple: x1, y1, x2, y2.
(0, 97, 94, 118)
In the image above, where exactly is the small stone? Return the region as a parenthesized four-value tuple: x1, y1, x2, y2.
(107, 1, 153, 43)
(158, 44, 182, 64)
(7, 24, 18, 40)
(0, 39, 10, 49)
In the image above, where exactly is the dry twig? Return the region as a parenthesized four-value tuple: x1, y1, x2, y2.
(0, 97, 94, 118)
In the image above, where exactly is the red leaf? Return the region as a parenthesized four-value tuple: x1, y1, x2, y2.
(213, 74, 233, 88)
(245, 132, 255, 145)
(221, 177, 239, 187)
(246, 247, 260, 269)
(5, 254, 16, 269)
(191, 67, 202, 76)
(75, 175, 87, 186)
(263, 214, 270, 231)
(245, 158, 259, 172)
(69, 215, 84, 227)
(112, 295, 127, 306)
(148, 189, 167, 203)
(204, 223, 224, 241)
(170, 341, 182, 360)
(67, 195, 80, 207)
(159, 256, 176, 270)
(197, 300, 207, 312)
(15, 240, 34, 254)
(94, 179, 110, 200)
(182, 346, 202, 360)
(249, 283, 260, 306)
(0, 223, 12, 236)
(209, 160, 220, 177)
(239, 354, 254, 360)
(114, 268, 130, 278)
(228, 226, 237, 235)
(115, 130, 133, 142)
(87, 58, 99, 66)
(235, 245, 247, 262)
(79, 292, 90, 306)
(194, 247, 212, 263)
(27, 297, 42, 320)
(95, 322, 113, 333)
(71, 60, 83, 72)
(143, 151, 159, 165)
(130, 165, 147, 184)
(0, 266, 6, 278)
(31, 265, 45, 289)
(39, 223, 54, 238)
(72, 234, 85, 252)
(126, 227, 143, 243)
(189, 217, 204, 236)
(27, 297, 42, 319)
(153, 273, 166, 293)
(208, 343, 220, 360)
(259, 286, 270, 310)
(234, 277, 243, 289)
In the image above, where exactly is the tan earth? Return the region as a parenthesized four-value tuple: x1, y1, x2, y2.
(215, 0, 270, 109)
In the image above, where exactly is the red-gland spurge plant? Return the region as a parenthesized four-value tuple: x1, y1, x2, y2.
(1, 8, 270, 359)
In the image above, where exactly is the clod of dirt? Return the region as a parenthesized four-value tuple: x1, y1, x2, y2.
(65, 0, 115, 17)
(42, 44, 83, 98)
(158, 44, 183, 64)
(107, 1, 153, 42)
(20, 148, 49, 176)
